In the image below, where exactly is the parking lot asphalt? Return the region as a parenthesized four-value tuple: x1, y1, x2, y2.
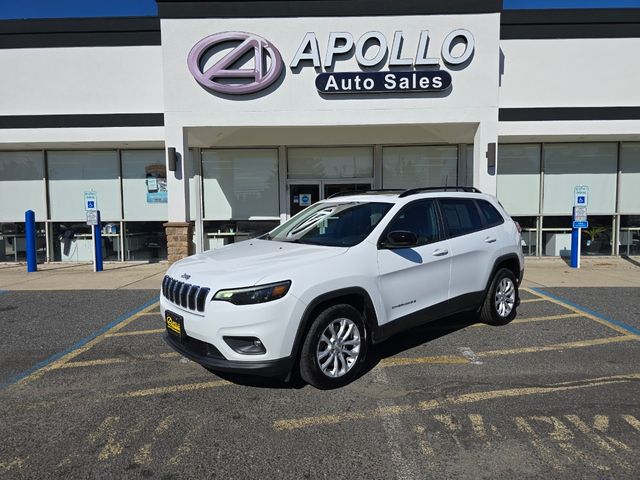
(1, 287, 639, 479)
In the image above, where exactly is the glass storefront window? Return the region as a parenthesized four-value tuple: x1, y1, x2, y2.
(0, 152, 46, 222)
(541, 215, 613, 256)
(123, 221, 167, 261)
(464, 145, 473, 187)
(48, 151, 121, 222)
(122, 150, 168, 221)
(542, 231, 572, 257)
(543, 143, 617, 215)
(382, 145, 458, 189)
(51, 222, 120, 262)
(620, 143, 640, 214)
(620, 215, 640, 256)
(513, 216, 537, 256)
(0, 222, 46, 262)
(541, 216, 571, 257)
(203, 220, 279, 251)
(202, 149, 279, 220)
(497, 144, 540, 216)
(581, 216, 613, 256)
(287, 147, 373, 179)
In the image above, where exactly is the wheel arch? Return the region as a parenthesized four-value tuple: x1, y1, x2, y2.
(291, 287, 379, 362)
(482, 253, 522, 304)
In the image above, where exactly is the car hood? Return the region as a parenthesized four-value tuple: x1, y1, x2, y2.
(167, 239, 348, 290)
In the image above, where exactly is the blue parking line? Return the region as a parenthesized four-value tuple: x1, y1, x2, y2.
(0, 296, 159, 390)
(0, 290, 8, 295)
(533, 288, 640, 337)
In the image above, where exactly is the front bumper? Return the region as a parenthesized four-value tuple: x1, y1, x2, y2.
(164, 333, 295, 377)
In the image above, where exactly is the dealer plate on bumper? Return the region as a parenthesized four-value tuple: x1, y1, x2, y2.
(165, 310, 184, 339)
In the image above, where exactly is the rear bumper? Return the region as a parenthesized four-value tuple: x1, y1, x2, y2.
(164, 334, 295, 377)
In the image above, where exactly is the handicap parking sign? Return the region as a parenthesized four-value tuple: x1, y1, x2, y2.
(84, 191, 98, 211)
(574, 185, 589, 207)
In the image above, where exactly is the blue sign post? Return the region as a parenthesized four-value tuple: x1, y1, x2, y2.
(570, 227, 580, 268)
(93, 210, 103, 272)
(24, 210, 37, 272)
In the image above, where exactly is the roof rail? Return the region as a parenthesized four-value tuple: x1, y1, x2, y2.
(326, 189, 402, 199)
(398, 186, 482, 198)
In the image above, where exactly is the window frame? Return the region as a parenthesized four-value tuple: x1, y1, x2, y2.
(377, 198, 445, 248)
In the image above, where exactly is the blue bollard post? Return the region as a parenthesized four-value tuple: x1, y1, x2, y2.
(25, 210, 37, 272)
(570, 227, 580, 268)
(94, 210, 103, 272)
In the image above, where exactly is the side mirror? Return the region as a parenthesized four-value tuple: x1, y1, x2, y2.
(381, 230, 418, 249)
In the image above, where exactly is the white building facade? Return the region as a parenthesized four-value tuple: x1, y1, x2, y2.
(1, 1, 639, 262)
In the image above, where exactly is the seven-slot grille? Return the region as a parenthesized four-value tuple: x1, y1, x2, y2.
(162, 276, 210, 313)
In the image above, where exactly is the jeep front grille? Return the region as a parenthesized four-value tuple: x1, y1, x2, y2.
(162, 276, 210, 313)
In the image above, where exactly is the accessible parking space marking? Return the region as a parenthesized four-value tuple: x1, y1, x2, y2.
(472, 312, 582, 327)
(520, 297, 547, 304)
(2, 297, 159, 388)
(105, 328, 164, 338)
(378, 335, 637, 368)
(524, 288, 640, 337)
(476, 335, 636, 357)
(57, 351, 179, 369)
(273, 372, 640, 431)
(114, 380, 230, 398)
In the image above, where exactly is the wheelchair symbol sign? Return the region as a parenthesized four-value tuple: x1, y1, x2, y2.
(84, 191, 98, 211)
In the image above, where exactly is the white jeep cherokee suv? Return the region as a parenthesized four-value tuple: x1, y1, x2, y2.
(161, 187, 524, 389)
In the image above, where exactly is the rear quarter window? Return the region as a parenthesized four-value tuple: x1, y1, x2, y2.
(477, 200, 505, 228)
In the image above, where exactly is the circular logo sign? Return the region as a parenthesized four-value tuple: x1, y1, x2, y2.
(187, 32, 283, 95)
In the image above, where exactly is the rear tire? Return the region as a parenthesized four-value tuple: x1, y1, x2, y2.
(480, 268, 518, 326)
(299, 304, 368, 390)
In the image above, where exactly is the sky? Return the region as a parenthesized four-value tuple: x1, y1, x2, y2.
(1, 0, 640, 20)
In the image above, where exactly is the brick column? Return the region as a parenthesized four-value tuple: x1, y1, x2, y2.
(164, 222, 193, 263)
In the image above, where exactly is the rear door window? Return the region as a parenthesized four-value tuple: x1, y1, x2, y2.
(439, 198, 483, 238)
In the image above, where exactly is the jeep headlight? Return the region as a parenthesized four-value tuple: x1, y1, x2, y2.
(213, 281, 291, 305)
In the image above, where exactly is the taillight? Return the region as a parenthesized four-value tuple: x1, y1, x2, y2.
(515, 221, 522, 234)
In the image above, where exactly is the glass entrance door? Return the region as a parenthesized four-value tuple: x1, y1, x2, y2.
(289, 183, 320, 216)
(324, 183, 371, 199)
(288, 182, 372, 216)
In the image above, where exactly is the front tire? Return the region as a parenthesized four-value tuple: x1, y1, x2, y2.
(480, 268, 518, 326)
(299, 304, 368, 390)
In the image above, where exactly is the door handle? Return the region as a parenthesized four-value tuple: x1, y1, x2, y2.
(484, 237, 497, 243)
(433, 249, 449, 256)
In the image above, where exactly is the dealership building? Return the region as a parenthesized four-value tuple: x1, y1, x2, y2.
(1, 0, 639, 263)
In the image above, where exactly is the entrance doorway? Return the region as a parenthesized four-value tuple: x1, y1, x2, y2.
(287, 181, 372, 216)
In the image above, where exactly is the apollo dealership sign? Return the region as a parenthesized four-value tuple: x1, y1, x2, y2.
(187, 32, 283, 94)
(187, 29, 474, 96)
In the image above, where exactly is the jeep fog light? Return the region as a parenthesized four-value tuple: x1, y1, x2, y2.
(213, 281, 291, 305)
(224, 336, 267, 355)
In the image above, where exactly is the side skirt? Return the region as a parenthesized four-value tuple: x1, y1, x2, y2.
(372, 291, 484, 343)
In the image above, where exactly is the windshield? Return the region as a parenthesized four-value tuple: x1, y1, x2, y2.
(265, 201, 393, 247)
